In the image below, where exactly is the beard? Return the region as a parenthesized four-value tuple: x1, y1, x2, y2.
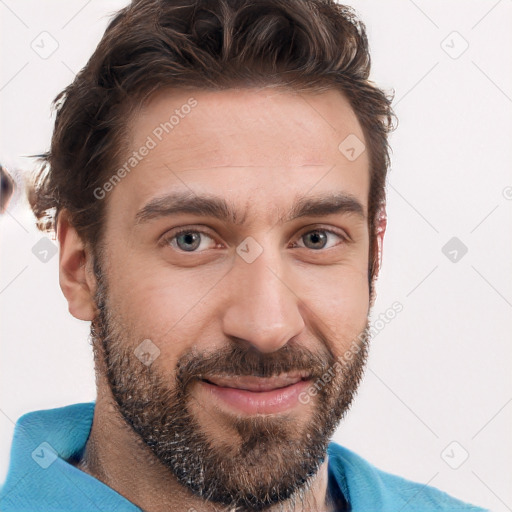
(89, 257, 370, 511)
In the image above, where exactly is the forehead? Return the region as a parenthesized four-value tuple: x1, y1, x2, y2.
(106, 87, 370, 225)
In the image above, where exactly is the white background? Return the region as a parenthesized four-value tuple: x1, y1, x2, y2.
(1, 1, 511, 510)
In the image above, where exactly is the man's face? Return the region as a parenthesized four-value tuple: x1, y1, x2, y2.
(91, 88, 372, 509)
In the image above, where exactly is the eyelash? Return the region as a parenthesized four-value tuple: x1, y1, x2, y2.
(160, 226, 349, 252)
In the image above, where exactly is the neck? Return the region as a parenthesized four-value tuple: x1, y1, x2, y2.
(73, 378, 335, 511)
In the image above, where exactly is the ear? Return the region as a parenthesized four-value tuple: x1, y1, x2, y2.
(57, 210, 98, 321)
(375, 204, 387, 277)
(369, 204, 387, 308)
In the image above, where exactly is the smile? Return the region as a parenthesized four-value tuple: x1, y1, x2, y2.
(198, 373, 312, 414)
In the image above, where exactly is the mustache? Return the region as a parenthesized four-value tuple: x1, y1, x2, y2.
(174, 343, 335, 390)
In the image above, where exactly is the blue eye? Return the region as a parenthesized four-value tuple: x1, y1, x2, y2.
(164, 229, 217, 252)
(175, 231, 201, 251)
(295, 229, 347, 250)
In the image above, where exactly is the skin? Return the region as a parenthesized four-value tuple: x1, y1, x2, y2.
(58, 87, 386, 511)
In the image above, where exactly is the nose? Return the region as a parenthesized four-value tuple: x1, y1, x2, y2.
(221, 248, 306, 354)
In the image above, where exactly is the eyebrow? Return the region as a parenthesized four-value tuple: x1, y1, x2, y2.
(134, 191, 366, 226)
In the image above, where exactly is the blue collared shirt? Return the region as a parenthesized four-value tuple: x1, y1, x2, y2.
(0, 402, 488, 511)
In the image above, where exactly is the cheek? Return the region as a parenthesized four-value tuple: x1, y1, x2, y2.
(103, 250, 223, 356)
(297, 264, 370, 349)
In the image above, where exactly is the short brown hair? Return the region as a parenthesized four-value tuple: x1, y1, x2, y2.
(30, 0, 395, 289)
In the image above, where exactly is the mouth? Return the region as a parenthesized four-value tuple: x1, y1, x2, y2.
(197, 373, 312, 415)
(200, 372, 311, 392)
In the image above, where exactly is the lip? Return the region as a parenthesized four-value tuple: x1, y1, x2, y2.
(198, 375, 312, 415)
(203, 372, 311, 391)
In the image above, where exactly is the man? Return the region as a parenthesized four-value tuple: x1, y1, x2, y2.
(0, 0, 487, 511)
